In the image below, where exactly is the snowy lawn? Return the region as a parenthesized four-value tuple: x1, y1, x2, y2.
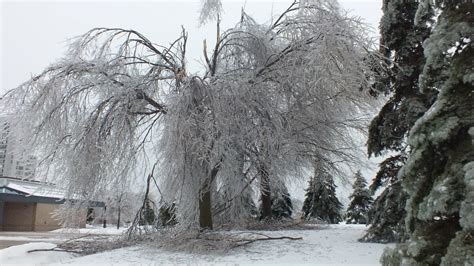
(0, 242, 76, 264)
(0, 226, 126, 243)
(1, 224, 392, 265)
(52, 224, 128, 235)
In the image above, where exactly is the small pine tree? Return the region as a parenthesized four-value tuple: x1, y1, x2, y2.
(271, 185, 293, 219)
(259, 180, 293, 220)
(360, 155, 408, 243)
(139, 198, 156, 226)
(345, 171, 373, 224)
(302, 170, 342, 224)
(158, 202, 177, 226)
(86, 208, 94, 224)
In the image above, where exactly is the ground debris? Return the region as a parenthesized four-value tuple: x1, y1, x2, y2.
(28, 234, 131, 256)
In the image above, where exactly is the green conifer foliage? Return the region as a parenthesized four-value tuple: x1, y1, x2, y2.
(345, 171, 373, 224)
(259, 180, 293, 220)
(382, 2, 474, 265)
(364, 0, 434, 243)
(361, 155, 408, 243)
(270, 186, 293, 219)
(139, 198, 156, 226)
(302, 170, 342, 224)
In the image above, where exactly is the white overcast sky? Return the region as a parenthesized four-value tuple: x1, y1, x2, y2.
(1, 0, 381, 93)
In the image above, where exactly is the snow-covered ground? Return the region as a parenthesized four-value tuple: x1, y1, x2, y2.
(52, 225, 128, 235)
(0, 242, 75, 264)
(0, 225, 127, 242)
(1, 224, 392, 265)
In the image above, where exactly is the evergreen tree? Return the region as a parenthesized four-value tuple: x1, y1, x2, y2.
(259, 180, 293, 220)
(360, 155, 408, 243)
(270, 185, 293, 219)
(158, 202, 177, 227)
(345, 171, 373, 224)
(139, 198, 156, 226)
(363, 0, 435, 243)
(383, 2, 474, 265)
(302, 170, 342, 224)
(86, 208, 94, 224)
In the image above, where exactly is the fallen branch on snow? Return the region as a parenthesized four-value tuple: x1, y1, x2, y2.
(233, 235, 303, 247)
(27, 233, 127, 255)
(27, 247, 82, 254)
(197, 231, 303, 248)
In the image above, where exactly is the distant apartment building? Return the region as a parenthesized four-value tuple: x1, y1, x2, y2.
(0, 118, 37, 179)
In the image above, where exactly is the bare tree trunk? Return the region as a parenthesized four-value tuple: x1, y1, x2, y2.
(117, 206, 121, 229)
(198, 164, 221, 230)
(259, 163, 272, 220)
(117, 195, 122, 229)
(103, 206, 107, 228)
(199, 181, 213, 230)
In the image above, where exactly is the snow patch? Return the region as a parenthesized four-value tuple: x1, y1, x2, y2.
(0, 242, 76, 265)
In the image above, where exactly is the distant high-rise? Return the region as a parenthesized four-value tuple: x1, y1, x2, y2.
(0, 118, 37, 179)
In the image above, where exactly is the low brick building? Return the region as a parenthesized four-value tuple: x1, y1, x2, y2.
(0, 176, 102, 231)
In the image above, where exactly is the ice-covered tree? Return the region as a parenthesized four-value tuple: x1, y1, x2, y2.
(1, 0, 381, 231)
(302, 166, 342, 224)
(213, 174, 258, 227)
(363, 0, 435, 243)
(382, 2, 474, 265)
(159, 0, 382, 227)
(107, 190, 140, 229)
(345, 171, 372, 224)
(199, 0, 222, 26)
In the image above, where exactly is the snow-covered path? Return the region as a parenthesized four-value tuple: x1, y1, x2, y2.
(1, 224, 392, 265)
